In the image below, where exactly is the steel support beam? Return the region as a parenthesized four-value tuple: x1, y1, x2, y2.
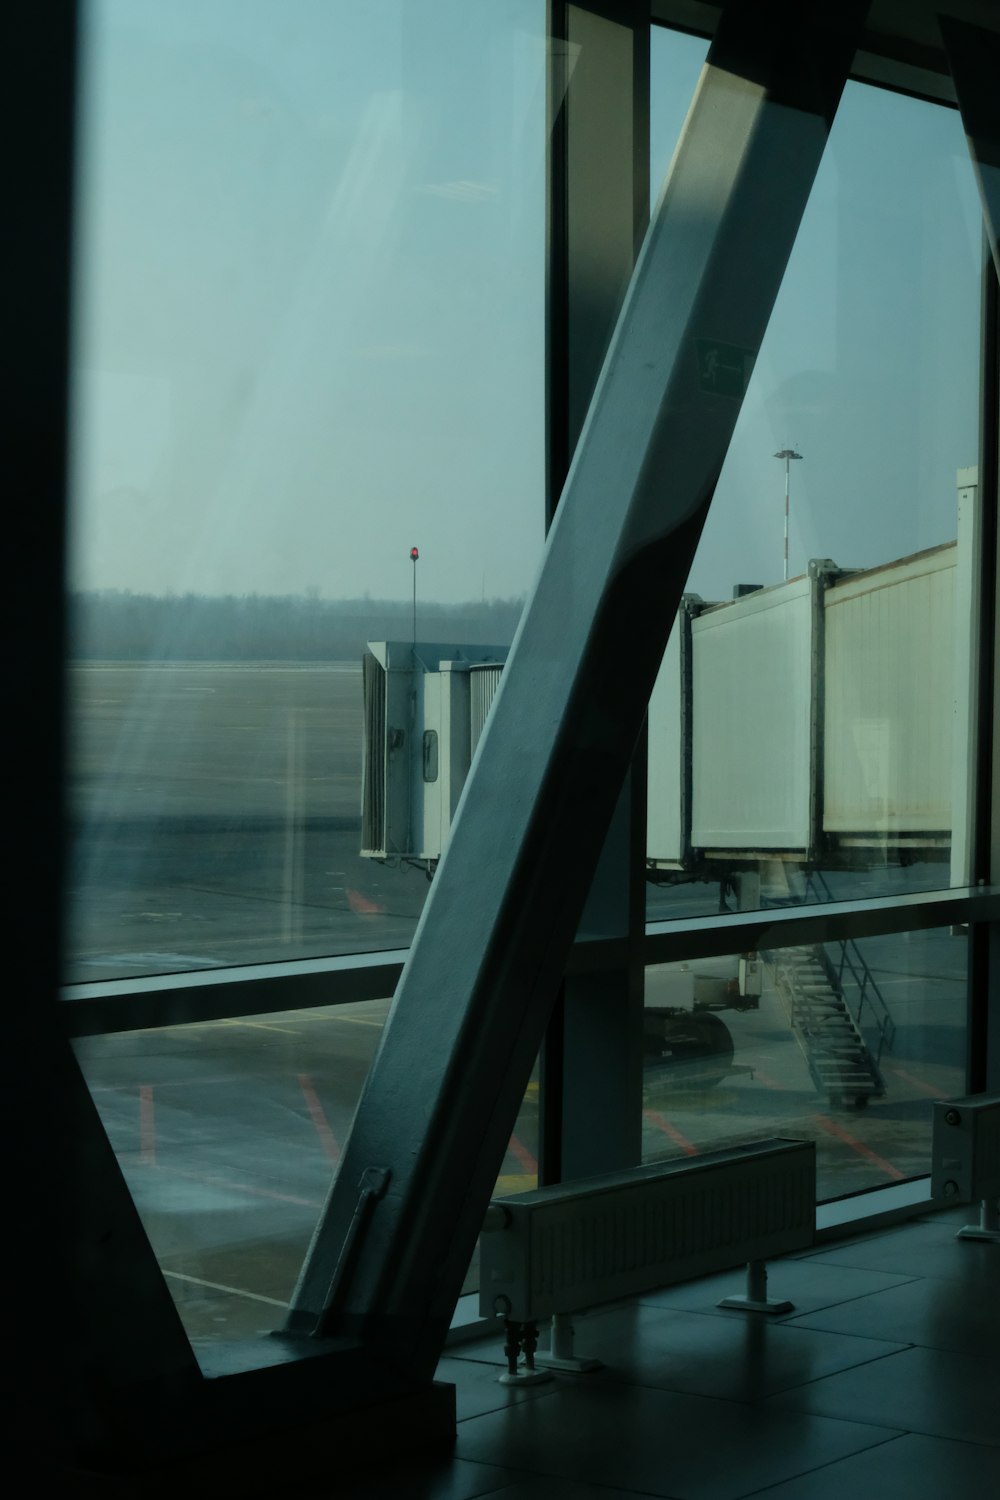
(942, 17, 1000, 279)
(288, 0, 869, 1373)
(5, 1, 203, 1465)
(942, 16, 1000, 1093)
(542, 0, 649, 1187)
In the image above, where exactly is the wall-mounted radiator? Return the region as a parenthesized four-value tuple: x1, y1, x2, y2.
(931, 1094, 1000, 1242)
(480, 1138, 815, 1333)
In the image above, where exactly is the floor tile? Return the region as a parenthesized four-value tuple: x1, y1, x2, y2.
(783, 1272, 1000, 1355)
(437, 1354, 561, 1423)
(737, 1432, 1000, 1499)
(769, 1344, 1000, 1447)
(456, 1380, 898, 1500)
(553, 1303, 907, 1401)
(635, 1258, 917, 1320)
(800, 1218, 999, 1281)
(303, 1457, 517, 1499)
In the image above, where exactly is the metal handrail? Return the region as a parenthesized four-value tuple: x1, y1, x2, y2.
(806, 871, 897, 1064)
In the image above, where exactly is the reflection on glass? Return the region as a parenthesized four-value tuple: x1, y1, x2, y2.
(67, 0, 545, 981)
(75, 1000, 538, 1344)
(647, 33, 983, 923)
(641, 926, 967, 1201)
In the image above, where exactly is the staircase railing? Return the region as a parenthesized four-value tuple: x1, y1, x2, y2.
(804, 870, 897, 1066)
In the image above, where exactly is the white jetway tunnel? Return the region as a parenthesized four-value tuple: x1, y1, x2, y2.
(361, 641, 509, 866)
(362, 476, 977, 885)
(646, 534, 972, 880)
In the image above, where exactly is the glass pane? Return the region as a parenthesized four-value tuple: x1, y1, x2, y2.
(67, 0, 546, 982)
(647, 34, 984, 924)
(75, 1002, 538, 1343)
(642, 925, 968, 1200)
(75, 1000, 390, 1344)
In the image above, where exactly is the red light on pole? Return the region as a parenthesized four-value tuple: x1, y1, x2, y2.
(410, 546, 419, 644)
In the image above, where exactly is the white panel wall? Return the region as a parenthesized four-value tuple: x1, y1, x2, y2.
(646, 621, 684, 865)
(691, 578, 814, 850)
(823, 545, 955, 836)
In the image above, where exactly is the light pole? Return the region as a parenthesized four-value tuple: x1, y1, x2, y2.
(774, 448, 802, 581)
(410, 545, 419, 645)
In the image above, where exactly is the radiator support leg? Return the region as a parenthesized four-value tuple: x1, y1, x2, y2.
(498, 1319, 554, 1386)
(956, 1197, 1000, 1242)
(718, 1259, 794, 1314)
(535, 1312, 604, 1373)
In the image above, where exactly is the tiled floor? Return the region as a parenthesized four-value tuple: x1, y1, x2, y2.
(342, 1202, 1000, 1499)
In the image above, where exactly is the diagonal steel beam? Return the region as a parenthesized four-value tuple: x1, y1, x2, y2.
(289, 0, 869, 1373)
(940, 16, 1000, 279)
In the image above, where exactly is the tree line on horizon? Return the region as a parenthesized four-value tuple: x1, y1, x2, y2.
(69, 589, 526, 661)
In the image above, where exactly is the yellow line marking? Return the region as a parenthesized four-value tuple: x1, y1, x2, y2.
(219, 1019, 302, 1036)
(312, 1014, 385, 1028)
(163, 1270, 287, 1309)
(494, 1174, 537, 1195)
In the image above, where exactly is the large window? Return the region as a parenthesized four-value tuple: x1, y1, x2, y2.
(67, 0, 546, 983)
(646, 34, 985, 924)
(641, 925, 968, 1200)
(56, 7, 999, 1356)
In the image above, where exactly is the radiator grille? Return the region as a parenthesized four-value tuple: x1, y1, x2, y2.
(531, 1166, 813, 1303)
(480, 1141, 815, 1323)
(361, 653, 386, 853)
(469, 664, 503, 754)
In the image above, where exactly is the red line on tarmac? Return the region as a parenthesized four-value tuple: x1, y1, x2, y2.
(642, 1109, 698, 1157)
(298, 1073, 341, 1164)
(507, 1133, 538, 1176)
(139, 1084, 156, 1167)
(753, 1069, 784, 1090)
(886, 1065, 945, 1101)
(813, 1114, 906, 1181)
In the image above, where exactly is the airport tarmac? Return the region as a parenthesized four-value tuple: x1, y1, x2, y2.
(66, 663, 970, 1347)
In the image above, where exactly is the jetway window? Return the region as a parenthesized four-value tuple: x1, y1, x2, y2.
(640, 925, 968, 1203)
(64, 0, 546, 985)
(646, 42, 984, 928)
(422, 730, 439, 783)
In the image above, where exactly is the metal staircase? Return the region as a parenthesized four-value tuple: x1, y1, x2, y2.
(760, 866, 896, 1110)
(771, 944, 887, 1109)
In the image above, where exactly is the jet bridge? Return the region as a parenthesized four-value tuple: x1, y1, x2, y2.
(362, 524, 970, 879)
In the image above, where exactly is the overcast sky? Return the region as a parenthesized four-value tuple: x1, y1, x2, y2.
(69, 3, 984, 606)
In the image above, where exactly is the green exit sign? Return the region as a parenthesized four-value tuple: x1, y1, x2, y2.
(694, 338, 756, 398)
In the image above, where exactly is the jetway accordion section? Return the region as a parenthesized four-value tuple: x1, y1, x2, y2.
(823, 545, 955, 844)
(647, 535, 967, 869)
(360, 641, 509, 863)
(690, 573, 819, 853)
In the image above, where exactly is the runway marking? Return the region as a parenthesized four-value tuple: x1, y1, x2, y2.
(495, 1173, 536, 1195)
(163, 1270, 287, 1310)
(139, 1084, 156, 1167)
(145, 1162, 323, 1210)
(308, 1014, 385, 1028)
(886, 1065, 946, 1100)
(507, 1133, 538, 1175)
(298, 1073, 341, 1163)
(220, 1018, 302, 1036)
(642, 1109, 699, 1156)
(346, 888, 387, 915)
(813, 1114, 906, 1181)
